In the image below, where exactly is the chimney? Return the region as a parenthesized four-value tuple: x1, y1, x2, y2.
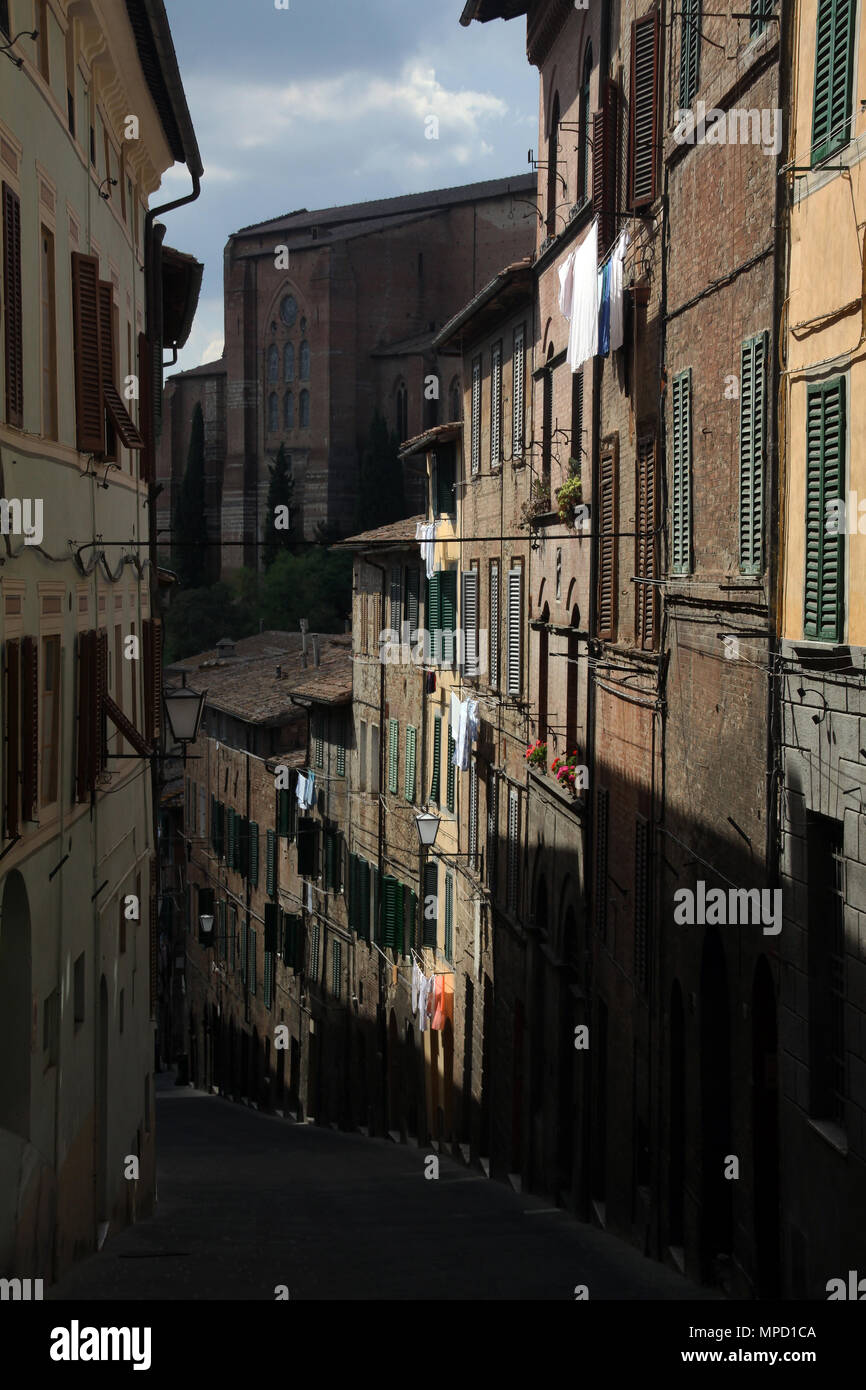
(300, 618, 308, 668)
(311, 634, 321, 667)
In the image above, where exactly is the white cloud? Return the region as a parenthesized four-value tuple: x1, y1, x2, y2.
(201, 337, 225, 365)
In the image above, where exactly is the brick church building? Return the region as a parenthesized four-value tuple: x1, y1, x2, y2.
(157, 174, 536, 572)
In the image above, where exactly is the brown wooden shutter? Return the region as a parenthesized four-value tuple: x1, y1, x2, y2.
(5, 638, 20, 837)
(635, 435, 659, 651)
(104, 383, 144, 449)
(629, 11, 660, 210)
(93, 628, 108, 781)
(138, 331, 153, 481)
(143, 619, 162, 742)
(149, 853, 158, 1020)
(71, 253, 104, 452)
(592, 79, 619, 259)
(98, 281, 116, 458)
(20, 635, 38, 822)
(2, 183, 23, 427)
(75, 630, 92, 802)
(597, 440, 618, 641)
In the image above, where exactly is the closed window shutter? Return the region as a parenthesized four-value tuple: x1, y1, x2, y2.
(444, 872, 454, 961)
(395, 881, 405, 956)
(597, 444, 617, 639)
(21, 635, 38, 822)
(348, 854, 358, 931)
(309, 919, 319, 981)
(592, 79, 618, 258)
(427, 572, 441, 661)
(336, 729, 346, 778)
(512, 327, 525, 456)
(595, 787, 609, 939)
(248, 927, 256, 996)
(812, 0, 855, 163)
(249, 821, 259, 887)
(98, 281, 117, 457)
(629, 11, 659, 210)
(469, 760, 478, 864)
(634, 816, 650, 992)
(240, 916, 248, 983)
(405, 566, 420, 636)
(471, 357, 481, 474)
(440, 570, 457, 666)
(506, 787, 520, 914)
(142, 618, 162, 741)
(5, 638, 20, 836)
(431, 714, 442, 804)
(388, 717, 399, 795)
(226, 807, 234, 868)
(486, 772, 498, 893)
(680, 0, 701, 110)
(219, 900, 227, 959)
(380, 874, 396, 948)
(408, 888, 418, 952)
(805, 377, 845, 642)
(331, 939, 342, 996)
(750, 0, 775, 35)
(739, 333, 767, 575)
(405, 725, 417, 801)
(138, 331, 154, 481)
(635, 435, 659, 650)
(462, 569, 479, 677)
(390, 565, 402, 633)
(325, 829, 336, 890)
(278, 788, 291, 837)
(447, 724, 456, 813)
(2, 183, 23, 427)
(264, 945, 273, 1009)
(489, 560, 500, 688)
(297, 817, 319, 878)
(149, 855, 157, 1019)
(266, 827, 276, 896)
(361, 858, 371, 942)
(671, 370, 692, 576)
(71, 252, 104, 452)
(423, 860, 438, 947)
(491, 343, 502, 466)
(314, 730, 324, 769)
(506, 566, 522, 695)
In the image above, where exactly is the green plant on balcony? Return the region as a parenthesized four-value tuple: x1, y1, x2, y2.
(519, 478, 551, 529)
(556, 470, 583, 528)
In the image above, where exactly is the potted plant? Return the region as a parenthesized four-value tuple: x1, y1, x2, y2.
(556, 468, 583, 528)
(551, 749, 587, 796)
(525, 739, 547, 769)
(519, 479, 552, 529)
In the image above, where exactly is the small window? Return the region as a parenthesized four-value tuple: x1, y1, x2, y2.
(267, 344, 279, 382)
(280, 295, 297, 327)
(283, 342, 294, 382)
(299, 389, 310, 428)
(268, 392, 279, 433)
(284, 390, 294, 429)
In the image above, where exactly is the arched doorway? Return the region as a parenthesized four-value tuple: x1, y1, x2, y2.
(669, 981, 686, 1250)
(0, 871, 31, 1140)
(752, 956, 780, 1297)
(700, 929, 732, 1282)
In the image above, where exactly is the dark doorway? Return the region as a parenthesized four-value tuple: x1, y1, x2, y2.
(700, 929, 732, 1281)
(752, 956, 780, 1297)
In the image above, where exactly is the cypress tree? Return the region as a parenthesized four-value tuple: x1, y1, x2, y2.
(263, 442, 294, 569)
(172, 401, 209, 588)
(356, 409, 405, 532)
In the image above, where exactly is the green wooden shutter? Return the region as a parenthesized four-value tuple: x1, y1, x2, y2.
(266, 827, 276, 897)
(444, 872, 454, 962)
(431, 714, 442, 804)
(812, 0, 855, 164)
(240, 915, 248, 984)
(381, 874, 396, 947)
(739, 333, 767, 575)
(361, 859, 371, 942)
(679, 0, 701, 110)
(405, 725, 417, 802)
(446, 724, 456, 813)
(408, 889, 418, 952)
(248, 926, 256, 996)
(441, 571, 457, 666)
(249, 821, 259, 887)
(671, 369, 692, 576)
(427, 573, 441, 662)
(325, 830, 336, 890)
(489, 559, 500, 688)
(388, 717, 399, 795)
(804, 377, 845, 642)
(278, 788, 291, 837)
(394, 881, 405, 956)
(423, 860, 438, 947)
(750, 0, 775, 36)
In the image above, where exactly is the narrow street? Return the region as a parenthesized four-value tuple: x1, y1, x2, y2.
(48, 1075, 713, 1302)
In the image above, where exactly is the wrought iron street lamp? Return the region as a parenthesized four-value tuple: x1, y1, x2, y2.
(163, 684, 207, 762)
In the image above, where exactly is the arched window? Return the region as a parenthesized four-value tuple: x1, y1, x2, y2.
(449, 376, 461, 422)
(267, 344, 279, 383)
(578, 45, 592, 206)
(546, 91, 560, 237)
(268, 392, 279, 433)
(299, 389, 310, 428)
(283, 342, 294, 382)
(284, 391, 294, 429)
(395, 381, 408, 444)
(299, 341, 310, 380)
(280, 295, 297, 327)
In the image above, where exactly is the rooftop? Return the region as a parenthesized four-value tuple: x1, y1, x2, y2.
(167, 631, 352, 725)
(333, 514, 425, 550)
(399, 424, 462, 459)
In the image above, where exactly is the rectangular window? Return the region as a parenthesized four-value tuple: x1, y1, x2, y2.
(629, 10, 659, 210)
(40, 225, 58, 439)
(435, 444, 457, 516)
(444, 872, 454, 962)
(671, 371, 692, 576)
(635, 435, 659, 651)
(489, 559, 500, 689)
(446, 723, 456, 814)
(634, 816, 650, 991)
(595, 788, 609, 940)
(512, 326, 525, 457)
(739, 333, 768, 575)
(248, 926, 257, 996)
(506, 787, 520, 915)
(807, 813, 846, 1127)
(471, 356, 481, 474)
(462, 567, 479, 678)
(598, 440, 618, 640)
(263, 944, 274, 1010)
(40, 634, 60, 804)
(506, 565, 523, 696)
(2, 182, 23, 428)
(431, 714, 442, 805)
(309, 918, 320, 981)
(405, 725, 417, 802)
(486, 772, 498, 894)
(390, 565, 402, 634)
(266, 828, 276, 897)
(65, 24, 76, 134)
(490, 342, 502, 467)
(812, 0, 855, 164)
(750, 0, 776, 36)
(571, 368, 584, 467)
(359, 720, 367, 792)
(0, 1, 10, 39)
(388, 717, 399, 795)
(405, 566, 420, 638)
(468, 759, 479, 867)
(805, 377, 845, 642)
(423, 860, 438, 947)
(437, 570, 457, 667)
(680, 0, 701, 110)
(331, 939, 342, 997)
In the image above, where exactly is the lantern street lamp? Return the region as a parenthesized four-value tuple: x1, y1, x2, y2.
(163, 684, 207, 763)
(415, 811, 441, 849)
(199, 914, 214, 940)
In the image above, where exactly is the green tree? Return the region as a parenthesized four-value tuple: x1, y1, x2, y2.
(262, 443, 294, 569)
(172, 401, 209, 589)
(162, 580, 257, 664)
(260, 547, 352, 633)
(356, 408, 405, 532)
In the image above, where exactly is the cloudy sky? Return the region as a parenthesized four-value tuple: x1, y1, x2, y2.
(160, 0, 538, 374)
